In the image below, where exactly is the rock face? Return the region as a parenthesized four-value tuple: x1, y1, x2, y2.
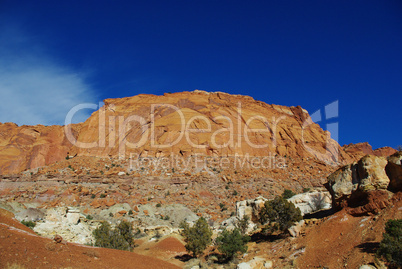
(386, 151, 402, 192)
(0, 123, 75, 175)
(34, 207, 95, 244)
(325, 163, 359, 206)
(325, 154, 401, 215)
(0, 91, 355, 175)
(343, 142, 397, 160)
(357, 155, 389, 191)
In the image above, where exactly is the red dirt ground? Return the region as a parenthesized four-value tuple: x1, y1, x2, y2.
(0, 209, 180, 269)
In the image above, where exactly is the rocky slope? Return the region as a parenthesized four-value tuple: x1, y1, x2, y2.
(0, 208, 181, 269)
(1, 90, 356, 175)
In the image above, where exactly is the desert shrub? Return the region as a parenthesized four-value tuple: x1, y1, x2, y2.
(259, 196, 302, 235)
(180, 217, 212, 257)
(21, 220, 36, 229)
(128, 209, 133, 215)
(236, 215, 250, 235)
(281, 189, 296, 199)
(86, 215, 93, 220)
(156, 203, 161, 207)
(93, 220, 134, 251)
(216, 228, 250, 261)
(303, 187, 311, 193)
(378, 219, 402, 268)
(91, 194, 96, 199)
(100, 193, 106, 198)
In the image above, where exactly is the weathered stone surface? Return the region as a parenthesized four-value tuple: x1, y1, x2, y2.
(386, 151, 402, 192)
(16, 208, 45, 221)
(342, 142, 396, 159)
(288, 220, 305, 237)
(66, 212, 80, 225)
(357, 155, 389, 191)
(287, 191, 331, 216)
(34, 207, 95, 244)
(325, 163, 359, 206)
(236, 196, 267, 223)
(325, 155, 396, 214)
(237, 257, 273, 269)
(0, 91, 355, 175)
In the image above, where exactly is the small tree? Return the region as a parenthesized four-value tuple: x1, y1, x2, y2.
(236, 215, 250, 235)
(93, 220, 134, 251)
(259, 196, 302, 235)
(180, 217, 212, 257)
(215, 228, 250, 261)
(281, 189, 296, 199)
(378, 219, 402, 268)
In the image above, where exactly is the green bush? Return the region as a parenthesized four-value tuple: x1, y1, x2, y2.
(216, 228, 250, 261)
(180, 217, 212, 257)
(378, 219, 402, 268)
(156, 203, 162, 207)
(281, 189, 296, 199)
(86, 215, 93, 220)
(93, 221, 134, 251)
(21, 220, 36, 229)
(259, 196, 302, 235)
(236, 215, 250, 235)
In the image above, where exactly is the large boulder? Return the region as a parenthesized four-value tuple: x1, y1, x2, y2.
(357, 155, 389, 191)
(325, 155, 397, 215)
(386, 151, 402, 192)
(287, 191, 331, 216)
(325, 163, 359, 206)
(236, 196, 267, 223)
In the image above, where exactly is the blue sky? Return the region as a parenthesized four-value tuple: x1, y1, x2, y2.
(0, 1, 401, 149)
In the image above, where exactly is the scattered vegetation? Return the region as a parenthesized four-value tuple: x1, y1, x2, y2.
(180, 217, 212, 257)
(302, 187, 311, 193)
(100, 193, 106, 198)
(21, 220, 36, 229)
(91, 194, 96, 199)
(128, 210, 133, 215)
(259, 196, 302, 235)
(378, 219, 402, 268)
(93, 221, 135, 251)
(281, 189, 296, 199)
(86, 215, 93, 220)
(156, 203, 162, 207)
(215, 228, 250, 261)
(236, 215, 250, 235)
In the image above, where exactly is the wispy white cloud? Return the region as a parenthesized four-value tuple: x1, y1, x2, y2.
(0, 25, 96, 126)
